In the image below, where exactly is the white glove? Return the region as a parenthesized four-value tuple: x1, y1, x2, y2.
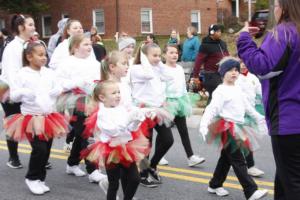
(49, 86, 62, 98)
(257, 118, 268, 135)
(73, 78, 86, 88)
(199, 126, 208, 142)
(129, 110, 145, 123)
(141, 108, 156, 120)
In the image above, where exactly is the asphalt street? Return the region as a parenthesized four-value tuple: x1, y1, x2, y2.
(0, 111, 275, 200)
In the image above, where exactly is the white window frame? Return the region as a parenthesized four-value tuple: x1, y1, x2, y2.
(0, 19, 5, 29)
(141, 8, 153, 34)
(41, 15, 52, 38)
(191, 10, 201, 34)
(93, 9, 105, 34)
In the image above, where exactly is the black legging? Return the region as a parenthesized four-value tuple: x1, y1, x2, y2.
(203, 72, 222, 104)
(26, 137, 52, 181)
(67, 113, 96, 174)
(174, 116, 194, 158)
(209, 141, 257, 199)
(1, 102, 21, 161)
(149, 124, 174, 169)
(106, 163, 140, 200)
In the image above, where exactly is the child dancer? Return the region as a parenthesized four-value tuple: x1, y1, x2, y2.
(130, 43, 174, 187)
(3, 41, 69, 195)
(118, 37, 136, 66)
(199, 57, 268, 200)
(49, 19, 96, 70)
(1, 14, 36, 169)
(236, 60, 265, 177)
(56, 34, 106, 183)
(82, 80, 150, 200)
(161, 44, 205, 167)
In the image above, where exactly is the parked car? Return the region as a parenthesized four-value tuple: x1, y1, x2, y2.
(249, 9, 269, 38)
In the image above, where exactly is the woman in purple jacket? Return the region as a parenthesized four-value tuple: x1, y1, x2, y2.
(237, 0, 300, 199)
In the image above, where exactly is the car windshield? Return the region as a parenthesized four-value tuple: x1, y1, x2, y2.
(252, 12, 268, 20)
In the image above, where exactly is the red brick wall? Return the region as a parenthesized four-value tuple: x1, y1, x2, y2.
(118, 0, 217, 36)
(41, 0, 217, 38)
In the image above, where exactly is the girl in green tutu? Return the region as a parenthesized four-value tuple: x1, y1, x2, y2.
(160, 44, 205, 167)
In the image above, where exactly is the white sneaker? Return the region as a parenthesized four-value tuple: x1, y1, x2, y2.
(99, 178, 120, 200)
(188, 155, 205, 167)
(88, 170, 107, 183)
(66, 165, 86, 176)
(63, 142, 73, 153)
(25, 179, 44, 195)
(158, 157, 169, 165)
(248, 189, 268, 200)
(208, 187, 229, 196)
(40, 181, 50, 193)
(248, 167, 265, 177)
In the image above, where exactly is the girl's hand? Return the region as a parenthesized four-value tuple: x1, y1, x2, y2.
(199, 127, 208, 142)
(236, 22, 260, 37)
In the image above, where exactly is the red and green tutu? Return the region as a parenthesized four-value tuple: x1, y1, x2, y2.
(205, 118, 263, 153)
(3, 113, 70, 142)
(81, 128, 151, 168)
(56, 88, 97, 121)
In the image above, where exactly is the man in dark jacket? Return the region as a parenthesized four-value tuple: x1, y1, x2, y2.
(192, 24, 229, 103)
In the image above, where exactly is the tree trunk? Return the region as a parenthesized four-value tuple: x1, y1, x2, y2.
(267, 0, 275, 29)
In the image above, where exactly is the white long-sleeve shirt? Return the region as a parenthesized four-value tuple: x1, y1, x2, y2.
(10, 66, 62, 115)
(161, 64, 187, 98)
(130, 64, 167, 107)
(96, 103, 141, 143)
(236, 72, 262, 107)
(55, 55, 101, 94)
(119, 78, 133, 110)
(1, 36, 23, 85)
(49, 38, 96, 70)
(200, 84, 263, 131)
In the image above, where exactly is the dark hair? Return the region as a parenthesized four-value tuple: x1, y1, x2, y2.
(278, 0, 300, 32)
(10, 14, 32, 35)
(147, 34, 159, 45)
(1, 28, 11, 36)
(23, 41, 46, 66)
(63, 19, 81, 39)
(134, 43, 160, 65)
(163, 44, 179, 54)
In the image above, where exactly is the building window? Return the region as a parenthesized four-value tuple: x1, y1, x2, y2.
(0, 19, 5, 29)
(93, 9, 105, 34)
(42, 15, 52, 37)
(191, 11, 201, 33)
(141, 9, 153, 33)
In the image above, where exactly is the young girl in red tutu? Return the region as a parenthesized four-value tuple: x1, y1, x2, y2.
(3, 41, 69, 195)
(82, 80, 150, 200)
(199, 57, 268, 200)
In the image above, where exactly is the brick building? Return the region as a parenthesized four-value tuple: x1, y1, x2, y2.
(0, 1, 258, 39)
(0, 0, 218, 39)
(41, 0, 218, 38)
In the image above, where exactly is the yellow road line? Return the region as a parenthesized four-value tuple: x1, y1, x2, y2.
(0, 143, 274, 194)
(158, 166, 274, 187)
(0, 140, 275, 187)
(159, 172, 274, 195)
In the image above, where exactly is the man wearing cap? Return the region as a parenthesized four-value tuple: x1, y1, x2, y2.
(192, 24, 229, 103)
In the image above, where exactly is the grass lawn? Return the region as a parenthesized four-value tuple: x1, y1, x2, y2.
(102, 33, 265, 55)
